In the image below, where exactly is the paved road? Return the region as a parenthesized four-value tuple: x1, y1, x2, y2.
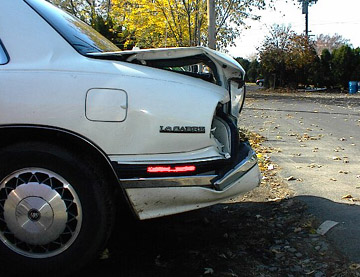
(240, 86, 360, 262)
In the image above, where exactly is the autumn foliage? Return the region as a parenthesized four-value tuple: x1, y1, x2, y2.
(238, 25, 360, 90)
(49, 0, 268, 50)
(111, 0, 208, 49)
(258, 25, 318, 89)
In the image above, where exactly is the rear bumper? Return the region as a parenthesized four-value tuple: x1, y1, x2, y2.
(213, 147, 258, 190)
(120, 143, 261, 220)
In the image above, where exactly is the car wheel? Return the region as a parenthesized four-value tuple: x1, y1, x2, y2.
(0, 142, 114, 276)
(258, 81, 263, 86)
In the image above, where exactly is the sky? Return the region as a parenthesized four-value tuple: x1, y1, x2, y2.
(226, 0, 360, 59)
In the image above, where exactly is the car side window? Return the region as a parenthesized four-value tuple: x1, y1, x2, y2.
(0, 40, 9, 65)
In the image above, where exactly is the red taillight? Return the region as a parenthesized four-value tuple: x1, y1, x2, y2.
(147, 165, 196, 173)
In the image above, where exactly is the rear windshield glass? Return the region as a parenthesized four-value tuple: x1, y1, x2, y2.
(0, 40, 9, 65)
(25, 0, 120, 55)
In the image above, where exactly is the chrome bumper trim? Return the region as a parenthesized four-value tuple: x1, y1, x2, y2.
(214, 149, 258, 190)
(120, 146, 258, 190)
(120, 175, 217, 188)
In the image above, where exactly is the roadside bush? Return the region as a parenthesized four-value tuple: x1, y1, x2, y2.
(258, 24, 360, 90)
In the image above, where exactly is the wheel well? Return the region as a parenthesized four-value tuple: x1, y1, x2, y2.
(0, 126, 120, 190)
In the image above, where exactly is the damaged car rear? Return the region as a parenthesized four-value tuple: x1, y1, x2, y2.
(98, 47, 262, 219)
(0, 0, 261, 275)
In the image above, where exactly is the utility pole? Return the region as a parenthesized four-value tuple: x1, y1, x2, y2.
(302, 0, 309, 36)
(299, 0, 318, 37)
(207, 0, 216, 49)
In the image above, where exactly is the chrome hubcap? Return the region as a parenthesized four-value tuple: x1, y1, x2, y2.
(0, 168, 82, 258)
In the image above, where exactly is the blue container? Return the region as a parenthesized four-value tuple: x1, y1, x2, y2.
(349, 81, 358, 94)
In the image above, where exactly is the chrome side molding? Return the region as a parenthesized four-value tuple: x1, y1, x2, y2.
(120, 175, 217, 188)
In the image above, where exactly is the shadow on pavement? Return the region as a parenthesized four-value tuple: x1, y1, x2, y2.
(297, 195, 360, 263)
(77, 196, 360, 277)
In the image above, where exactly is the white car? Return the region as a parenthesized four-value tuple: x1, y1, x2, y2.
(0, 0, 261, 275)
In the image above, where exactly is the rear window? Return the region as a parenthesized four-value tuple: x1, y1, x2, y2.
(25, 0, 120, 55)
(0, 40, 9, 65)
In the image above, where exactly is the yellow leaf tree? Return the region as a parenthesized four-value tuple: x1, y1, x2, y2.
(111, 0, 207, 49)
(49, 0, 270, 50)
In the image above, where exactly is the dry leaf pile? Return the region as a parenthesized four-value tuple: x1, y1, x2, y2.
(238, 128, 292, 202)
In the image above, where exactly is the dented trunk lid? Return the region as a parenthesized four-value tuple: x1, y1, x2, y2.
(87, 46, 246, 116)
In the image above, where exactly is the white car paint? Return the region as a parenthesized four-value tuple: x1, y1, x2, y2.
(86, 88, 128, 122)
(0, 0, 260, 219)
(0, 0, 228, 157)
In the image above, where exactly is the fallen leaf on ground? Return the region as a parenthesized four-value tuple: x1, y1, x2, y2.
(294, 227, 302, 233)
(349, 264, 360, 270)
(330, 178, 337, 181)
(338, 170, 349, 174)
(316, 220, 339, 235)
(99, 248, 110, 260)
(155, 255, 167, 267)
(342, 194, 353, 199)
(204, 268, 214, 275)
(332, 156, 341, 160)
(268, 197, 282, 202)
(286, 176, 296, 181)
(308, 163, 322, 168)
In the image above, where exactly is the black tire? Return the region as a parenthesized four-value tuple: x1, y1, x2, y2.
(258, 81, 263, 86)
(0, 141, 115, 276)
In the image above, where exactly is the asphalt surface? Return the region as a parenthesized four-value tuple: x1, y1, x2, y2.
(240, 86, 360, 262)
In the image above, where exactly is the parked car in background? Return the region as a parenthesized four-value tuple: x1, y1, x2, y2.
(256, 78, 264, 86)
(0, 0, 261, 275)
